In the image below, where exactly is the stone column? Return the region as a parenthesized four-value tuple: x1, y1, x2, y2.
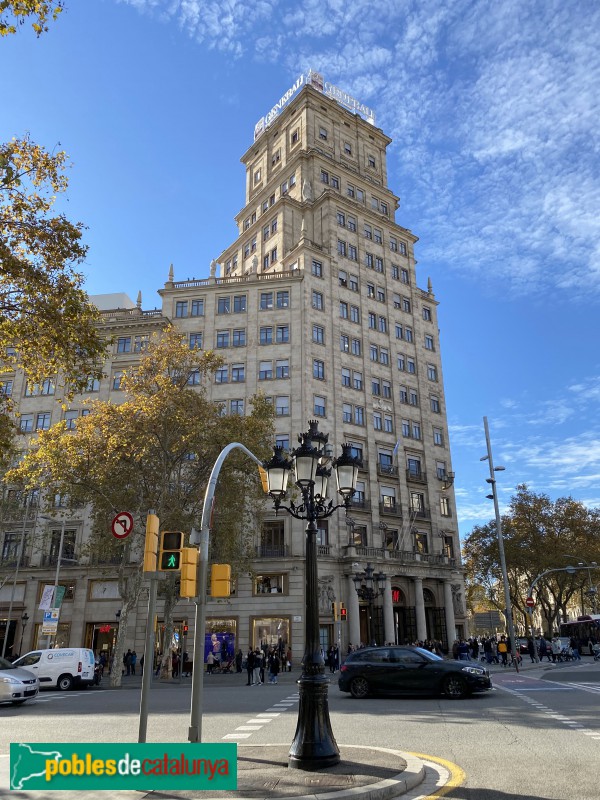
(347, 574, 361, 651)
(383, 578, 395, 644)
(444, 580, 456, 650)
(414, 577, 427, 642)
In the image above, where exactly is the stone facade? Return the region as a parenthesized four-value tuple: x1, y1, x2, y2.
(0, 82, 465, 665)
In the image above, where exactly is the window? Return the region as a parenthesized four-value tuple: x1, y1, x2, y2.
(312, 291, 324, 311)
(374, 228, 383, 244)
(348, 442, 364, 462)
(216, 330, 230, 348)
(134, 334, 149, 353)
(433, 427, 444, 446)
(381, 202, 388, 216)
(339, 301, 349, 319)
(230, 399, 244, 415)
(350, 305, 360, 323)
(340, 334, 350, 352)
(385, 529, 400, 551)
(354, 406, 364, 425)
(430, 395, 441, 413)
(343, 403, 352, 423)
(402, 419, 410, 437)
(190, 333, 202, 350)
(395, 324, 403, 339)
(405, 327, 413, 343)
(276, 396, 289, 416)
(112, 371, 124, 390)
(231, 364, 245, 382)
(339, 269, 347, 287)
(423, 306, 432, 321)
(259, 361, 272, 380)
(410, 492, 425, 514)
(312, 259, 323, 277)
(427, 364, 437, 381)
(401, 268, 409, 284)
(0, 379, 13, 397)
(232, 329, 246, 347)
(377, 287, 386, 302)
(368, 312, 377, 329)
(291, 128, 299, 144)
(425, 335, 434, 351)
(390, 237, 398, 252)
(443, 535, 454, 558)
(270, 247, 278, 265)
(313, 325, 325, 344)
(436, 461, 447, 480)
(391, 265, 400, 280)
(407, 358, 416, 374)
(407, 457, 421, 477)
(414, 532, 428, 554)
(233, 295, 247, 313)
(254, 167, 261, 184)
(85, 376, 100, 393)
(337, 239, 347, 257)
(382, 380, 391, 398)
(365, 252, 374, 268)
(215, 366, 229, 383)
(263, 224, 270, 242)
(351, 339, 361, 356)
(117, 337, 131, 353)
(347, 183, 355, 198)
(372, 378, 381, 396)
(331, 174, 340, 189)
(316, 520, 329, 546)
(409, 390, 418, 406)
(347, 215, 357, 231)
(368, 155, 376, 169)
(380, 348, 389, 365)
(272, 147, 281, 166)
(400, 242, 407, 256)
(348, 244, 358, 261)
(260, 327, 273, 345)
(341, 368, 351, 387)
(319, 126, 328, 140)
(412, 422, 421, 439)
(276, 325, 289, 343)
(217, 297, 230, 314)
(370, 345, 378, 361)
(36, 412, 51, 430)
(349, 275, 359, 291)
(397, 354, 405, 371)
(367, 283, 375, 298)
(379, 450, 394, 471)
(344, 141, 352, 156)
(384, 414, 393, 433)
(337, 211, 345, 227)
(276, 290, 289, 308)
(187, 369, 201, 386)
(364, 224, 372, 239)
(260, 292, 273, 310)
(313, 359, 325, 380)
(373, 412, 382, 430)
(375, 256, 384, 273)
(276, 434, 290, 450)
(314, 395, 326, 416)
(175, 300, 188, 318)
(399, 387, 408, 403)
(19, 413, 33, 432)
(378, 316, 387, 333)
(321, 169, 329, 184)
(275, 359, 289, 378)
(353, 371, 363, 390)
(356, 188, 364, 202)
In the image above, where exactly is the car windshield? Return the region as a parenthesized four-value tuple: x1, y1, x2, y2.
(0, 657, 16, 670)
(412, 647, 443, 661)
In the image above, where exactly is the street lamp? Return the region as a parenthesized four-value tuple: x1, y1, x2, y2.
(571, 559, 598, 614)
(19, 613, 29, 656)
(1, 492, 32, 659)
(263, 422, 360, 771)
(352, 563, 386, 645)
(481, 417, 519, 671)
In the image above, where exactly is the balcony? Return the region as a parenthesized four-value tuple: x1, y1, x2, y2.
(379, 501, 402, 517)
(0, 555, 30, 569)
(411, 508, 431, 520)
(406, 469, 427, 484)
(377, 463, 398, 478)
(349, 498, 371, 512)
(354, 546, 386, 560)
(255, 545, 289, 559)
(317, 545, 331, 557)
(40, 554, 78, 568)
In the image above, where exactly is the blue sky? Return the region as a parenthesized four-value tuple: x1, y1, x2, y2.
(2, 0, 599, 538)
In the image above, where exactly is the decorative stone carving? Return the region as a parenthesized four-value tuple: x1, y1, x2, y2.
(318, 575, 336, 614)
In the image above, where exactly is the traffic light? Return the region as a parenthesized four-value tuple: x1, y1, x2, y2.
(159, 531, 183, 571)
(258, 466, 269, 493)
(331, 601, 338, 620)
(182, 624, 189, 635)
(143, 513, 159, 572)
(211, 564, 231, 597)
(340, 604, 347, 622)
(180, 547, 198, 598)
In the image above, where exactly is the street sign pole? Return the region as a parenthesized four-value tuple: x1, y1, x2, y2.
(138, 572, 158, 743)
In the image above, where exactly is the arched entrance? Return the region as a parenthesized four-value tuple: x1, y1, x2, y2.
(391, 586, 416, 644)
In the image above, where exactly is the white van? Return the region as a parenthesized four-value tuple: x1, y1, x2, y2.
(13, 648, 95, 691)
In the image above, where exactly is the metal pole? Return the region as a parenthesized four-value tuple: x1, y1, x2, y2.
(188, 442, 263, 744)
(138, 575, 158, 743)
(483, 417, 519, 671)
(46, 519, 66, 649)
(1, 493, 30, 659)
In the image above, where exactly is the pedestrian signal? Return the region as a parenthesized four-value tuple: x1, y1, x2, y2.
(340, 605, 347, 622)
(143, 513, 159, 572)
(211, 564, 231, 597)
(180, 547, 199, 597)
(159, 531, 183, 571)
(331, 602, 338, 620)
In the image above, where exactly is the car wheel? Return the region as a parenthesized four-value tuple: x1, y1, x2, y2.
(11, 699, 27, 705)
(350, 676, 369, 699)
(442, 674, 468, 699)
(57, 674, 73, 691)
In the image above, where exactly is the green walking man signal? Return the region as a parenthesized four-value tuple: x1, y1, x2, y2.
(159, 531, 184, 571)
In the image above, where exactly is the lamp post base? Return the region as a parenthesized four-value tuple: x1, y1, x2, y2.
(288, 673, 340, 770)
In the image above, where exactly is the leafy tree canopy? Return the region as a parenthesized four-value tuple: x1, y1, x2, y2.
(0, 1, 63, 36)
(463, 485, 600, 635)
(0, 135, 106, 452)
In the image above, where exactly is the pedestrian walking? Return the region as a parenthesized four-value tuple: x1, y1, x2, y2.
(130, 651, 137, 675)
(206, 651, 215, 674)
(268, 650, 280, 683)
(123, 649, 132, 676)
(246, 649, 254, 685)
(253, 649, 263, 685)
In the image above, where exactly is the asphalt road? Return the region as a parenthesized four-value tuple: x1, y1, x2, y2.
(1, 660, 599, 799)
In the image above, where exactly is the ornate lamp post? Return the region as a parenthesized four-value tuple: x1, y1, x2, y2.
(352, 563, 386, 645)
(264, 421, 360, 771)
(19, 613, 29, 656)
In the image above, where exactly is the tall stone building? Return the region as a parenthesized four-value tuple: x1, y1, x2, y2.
(0, 74, 465, 663)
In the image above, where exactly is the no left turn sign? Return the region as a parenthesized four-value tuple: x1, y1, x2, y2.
(111, 512, 134, 539)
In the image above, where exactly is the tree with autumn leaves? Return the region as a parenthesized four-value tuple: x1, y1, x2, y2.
(463, 485, 600, 637)
(7, 328, 275, 686)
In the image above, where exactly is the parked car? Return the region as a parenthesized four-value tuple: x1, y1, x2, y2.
(338, 646, 492, 699)
(12, 648, 95, 691)
(0, 656, 40, 705)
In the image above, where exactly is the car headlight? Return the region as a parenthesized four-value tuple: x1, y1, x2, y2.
(461, 666, 485, 676)
(0, 676, 20, 685)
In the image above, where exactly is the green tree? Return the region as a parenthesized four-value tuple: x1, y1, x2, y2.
(1, 135, 106, 454)
(6, 327, 275, 685)
(0, 1, 63, 36)
(463, 485, 600, 637)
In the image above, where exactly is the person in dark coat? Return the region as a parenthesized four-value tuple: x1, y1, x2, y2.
(246, 649, 254, 685)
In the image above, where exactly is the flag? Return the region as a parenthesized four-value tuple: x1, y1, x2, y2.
(39, 584, 54, 611)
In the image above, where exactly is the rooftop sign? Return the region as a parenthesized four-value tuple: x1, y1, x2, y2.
(254, 70, 376, 140)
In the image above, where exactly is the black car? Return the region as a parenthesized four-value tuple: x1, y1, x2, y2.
(338, 646, 492, 699)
